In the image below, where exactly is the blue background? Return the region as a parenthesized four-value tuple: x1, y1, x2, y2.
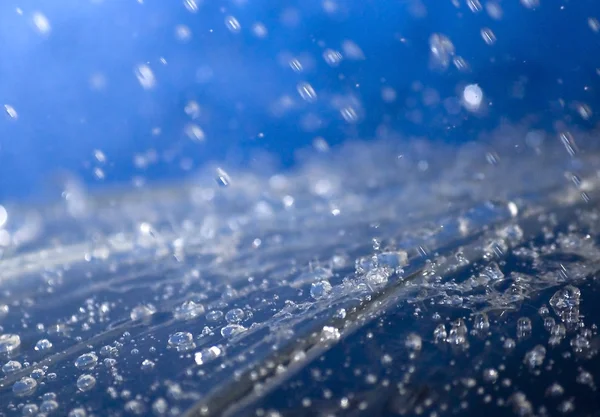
(0, 0, 598, 201)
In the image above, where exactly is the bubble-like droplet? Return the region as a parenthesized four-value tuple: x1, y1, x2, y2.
(323, 49, 343, 67)
(125, 400, 146, 415)
(35, 339, 52, 351)
(225, 308, 245, 324)
(135, 64, 156, 89)
(520, 0, 539, 9)
(463, 84, 483, 111)
(405, 333, 422, 351)
(174, 300, 205, 320)
(467, 0, 483, 13)
(0, 334, 21, 353)
(297, 82, 318, 102)
(168, 331, 195, 351)
(12, 377, 37, 397)
(215, 167, 231, 187)
(184, 123, 205, 141)
(141, 359, 155, 372)
(183, 0, 199, 13)
(32, 12, 51, 36)
(524, 345, 546, 368)
(4, 104, 17, 119)
(225, 16, 241, 33)
(74, 353, 98, 370)
(429, 33, 455, 69)
(68, 408, 87, 417)
(206, 310, 224, 322)
(77, 374, 96, 392)
(310, 280, 333, 300)
(320, 326, 341, 342)
(195, 346, 222, 365)
(40, 400, 59, 413)
(22, 404, 39, 416)
(480, 28, 496, 45)
(220, 324, 247, 338)
(2, 360, 22, 374)
(130, 304, 157, 321)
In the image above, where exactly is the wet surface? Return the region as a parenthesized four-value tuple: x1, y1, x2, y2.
(0, 133, 600, 416)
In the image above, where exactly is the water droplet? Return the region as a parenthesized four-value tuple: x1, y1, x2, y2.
(517, 317, 533, 338)
(76, 374, 96, 391)
(32, 12, 51, 35)
(68, 408, 87, 417)
(434, 324, 447, 343)
(480, 28, 497, 45)
(520, 0, 539, 9)
(310, 280, 332, 300)
(183, 0, 199, 13)
(0, 334, 21, 353)
(130, 304, 156, 320)
(463, 84, 483, 111)
(195, 346, 222, 365)
(523, 345, 546, 368)
(429, 34, 455, 68)
(215, 167, 231, 187)
(320, 326, 341, 342)
(34, 339, 52, 351)
(483, 368, 498, 383)
(168, 332, 195, 351)
(12, 377, 37, 397)
(206, 310, 224, 322)
(323, 49, 343, 67)
(405, 333, 422, 351)
(22, 404, 39, 416)
(4, 104, 17, 119)
(2, 360, 22, 374)
(224, 308, 245, 324)
(135, 64, 156, 89)
(225, 16, 241, 33)
(184, 123, 205, 141)
(141, 359, 155, 371)
(74, 353, 98, 370)
(220, 324, 247, 338)
(174, 300, 205, 320)
(467, 0, 483, 13)
(40, 400, 59, 413)
(297, 82, 318, 102)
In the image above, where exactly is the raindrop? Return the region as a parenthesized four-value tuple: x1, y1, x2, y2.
(323, 49, 343, 67)
(68, 409, 87, 417)
(183, 0, 199, 13)
(168, 332, 195, 351)
(184, 123, 205, 141)
(130, 304, 156, 321)
(39, 400, 58, 413)
(77, 374, 96, 391)
(74, 353, 98, 370)
(225, 16, 241, 33)
(221, 324, 247, 338)
(195, 346, 222, 365)
(135, 64, 156, 89)
(297, 82, 318, 102)
(463, 84, 483, 111)
(225, 308, 245, 324)
(12, 377, 37, 397)
(520, 0, 539, 8)
(4, 104, 17, 119)
(215, 167, 231, 187)
(35, 339, 52, 351)
(0, 334, 21, 353)
(32, 12, 51, 35)
(467, 0, 483, 13)
(320, 326, 341, 342)
(2, 360, 22, 374)
(141, 359, 155, 371)
(523, 345, 546, 368)
(174, 300, 205, 320)
(480, 28, 497, 45)
(310, 280, 332, 300)
(405, 333, 422, 351)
